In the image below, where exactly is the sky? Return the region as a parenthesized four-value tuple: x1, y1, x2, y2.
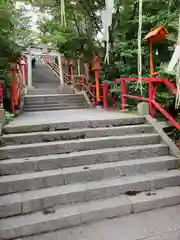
(16, 2, 38, 31)
(15, 1, 103, 41)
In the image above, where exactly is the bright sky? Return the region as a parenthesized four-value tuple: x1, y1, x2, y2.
(16, 2, 38, 31)
(16, 2, 103, 41)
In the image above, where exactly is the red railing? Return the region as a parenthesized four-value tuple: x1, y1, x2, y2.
(103, 77, 180, 130)
(0, 81, 3, 108)
(75, 76, 117, 108)
(8, 62, 24, 114)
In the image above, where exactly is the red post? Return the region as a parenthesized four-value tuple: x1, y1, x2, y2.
(92, 85, 95, 97)
(121, 79, 127, 110)
(11, 69, 17, 114)
(0, 81, 3, 108)
(92, 56, 101, 105)
(45, 56, 49, 65)
(95, 70, 100, 104)
(77, 75, 81, 90)
(20, 59, 26, 85)
(148, 78, 154, 116)
(103, 81, 109, 109)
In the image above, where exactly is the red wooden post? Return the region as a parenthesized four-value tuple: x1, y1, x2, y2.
(103, 81, 109, 109)
(0, 81, 3, 108)
(92, 56, 101, 105)
(77, 75, 81, 90)
(45, 56, 49, 65)
(121, 78, 127, 110)
(95, 70, 100, 103)
(20, 59, 26, 85)
(11, 69, 17, 114)
(148, 78, 154, 116)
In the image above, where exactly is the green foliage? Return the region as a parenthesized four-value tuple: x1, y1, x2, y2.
(2, 0, 180, 120)
(0, 0, 37, 85)
(5, 111, 14, 123)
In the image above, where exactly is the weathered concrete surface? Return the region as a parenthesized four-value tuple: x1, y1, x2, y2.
(0, 167, 179, 219)
(1, 187, 180, 239)
(137, 102, 149, 116)
(24, 93, 89, 112)
(0, 144, 169, 175)
(0, 108, 179, 239)
(0, 108, 5, 123)
(19, 204, 180, 240)
(0, 123, 3, 136)
(31, 63, 60, 89)
(1, 124, 154, 145)
(0, 133, 160, 159)
(5, 109, 144, 128)
(146, 116, 180, 159)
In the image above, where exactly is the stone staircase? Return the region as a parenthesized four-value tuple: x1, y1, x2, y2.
(24, 93, 89, 112)
(27, 85, 75, 95)
(0, 115, 180, 239)
(24, 62, 89, 112)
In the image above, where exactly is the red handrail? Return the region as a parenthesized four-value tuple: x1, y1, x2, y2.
(104, 77, 180, 130)
(8, 64, 24, 114)
(0, 81, 3, 108)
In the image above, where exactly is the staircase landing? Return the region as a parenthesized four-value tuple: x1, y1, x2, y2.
(32, 63, 60, 89)
(1, 106, 180, 239)
(6, 108, 134, 128)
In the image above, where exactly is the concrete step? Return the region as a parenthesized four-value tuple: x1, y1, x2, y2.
(1, 184, 180, 239)
(0, 157, 178, 212)
(24, 102, 88, 108)
(0, 144, 169, 175)
(3, 116, 146, 134)
(27, 87, 74, 95)
(24, 103, 88, 108)
(1, 124, 154, 146)
(25, 96, 87, 102)
(0, 156, 177, 196)
(0, 133, 160, 160)
(25, 94, 85, 102)
(24, 100, 87, 106)
(24, 105, 88, 112)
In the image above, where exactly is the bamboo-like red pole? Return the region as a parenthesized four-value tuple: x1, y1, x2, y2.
(95, 70, 100, 103)
(149, 40, 154, 77)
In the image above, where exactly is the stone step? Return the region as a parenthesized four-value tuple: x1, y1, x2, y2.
(3, 116, 146, 134)
(24, 102, 88, 108)
(25, 94, 85, 101)
(0, 156, 177, 196)
(0, 144, 169, 175)
(0, 158, 178, 217)
(27, 87, 74, 95)
(0, 133, 160, 160)
(24, 105, 88, 112)
(24, 103, 88, 108)
(25, 96, 87, 102)
(24, 99, 87, 107)
(1, 124, 154, 146)
(1, 185, 180, 239)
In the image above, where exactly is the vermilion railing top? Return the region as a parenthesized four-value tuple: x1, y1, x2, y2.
(110, 77, 177, 95)
(112, 77, 165, 83)
(8, 67, 18, 71)
(105, 77, 179, 129)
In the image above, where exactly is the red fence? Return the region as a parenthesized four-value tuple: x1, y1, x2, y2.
(103, 77, 180, 130)
(0, 81, 3, 108)
(47, 56, 180, 130)
(1, 58, 26, 115)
